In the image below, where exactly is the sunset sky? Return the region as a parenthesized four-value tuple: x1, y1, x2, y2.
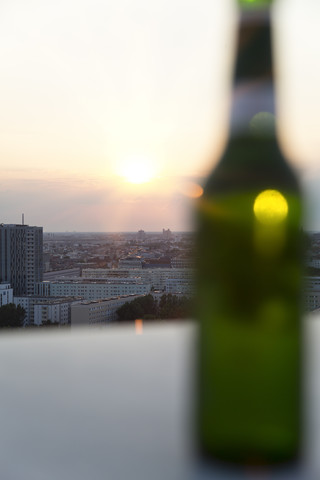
(0, 0, 320, 231)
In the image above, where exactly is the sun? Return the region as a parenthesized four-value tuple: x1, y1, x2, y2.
(117, 155, 157, 184)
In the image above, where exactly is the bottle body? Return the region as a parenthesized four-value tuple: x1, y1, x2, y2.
(196, 8, 303, 466)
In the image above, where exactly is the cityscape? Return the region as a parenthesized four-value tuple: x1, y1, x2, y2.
(0, 220, 320, 329)
(0, 223, 194, 328)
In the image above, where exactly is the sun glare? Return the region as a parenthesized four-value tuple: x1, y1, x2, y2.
(117, 155, 157, 184)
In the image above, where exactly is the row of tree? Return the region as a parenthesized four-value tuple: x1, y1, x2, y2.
(0, 304, 25, 328)
(116, 294, 192, 321)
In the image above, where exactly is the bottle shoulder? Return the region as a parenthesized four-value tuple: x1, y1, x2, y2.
(204, 134, 301, 196)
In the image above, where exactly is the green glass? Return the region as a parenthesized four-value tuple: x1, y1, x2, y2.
(195, 8, 303, 466)
(238, 0, 273, 9)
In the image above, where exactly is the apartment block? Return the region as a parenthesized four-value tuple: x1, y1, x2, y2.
(14, 295, 82, 325)
(71, 294, 142, 326)
(82, 268, 194, 291)
(0, 224, 43, 295)
(0, 283, 13, 306)
(35, 279, 151, 301)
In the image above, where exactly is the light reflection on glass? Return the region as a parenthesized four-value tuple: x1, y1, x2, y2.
(253, 190, 288, 257)
(254, 189, 288, 225)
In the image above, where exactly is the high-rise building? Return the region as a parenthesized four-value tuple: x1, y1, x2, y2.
(137, 230, 146, 242)
(162, 228, 173, 240)
(0, 224, 43, 295)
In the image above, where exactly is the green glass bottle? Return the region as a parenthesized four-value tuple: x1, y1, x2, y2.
(195, 1, 303, 466)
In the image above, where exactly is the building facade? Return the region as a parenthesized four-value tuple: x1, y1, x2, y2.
(304, 276, 320, 311)
(165, 278, 193, 295)
(118, 256, 143, 269)
(306, 259, 320, 269)
(82, 267, 194, 292)
(71, 294, 143, 326)
(35, 279, 151, 301)
(14, 295, 82, 325)
(0, 283, 13, 306)
(0, 224, 43, 295)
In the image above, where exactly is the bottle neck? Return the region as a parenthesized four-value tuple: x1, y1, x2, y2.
(230, 10, 275, 135)
(238, 0, 273, 12)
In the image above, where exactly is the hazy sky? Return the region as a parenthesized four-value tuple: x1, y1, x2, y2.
(0, 0, 320, 231)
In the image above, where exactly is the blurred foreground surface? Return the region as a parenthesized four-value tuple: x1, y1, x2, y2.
(0, 320, 318, 480)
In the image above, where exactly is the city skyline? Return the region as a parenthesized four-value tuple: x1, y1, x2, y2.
(1, 0, 320, 231)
